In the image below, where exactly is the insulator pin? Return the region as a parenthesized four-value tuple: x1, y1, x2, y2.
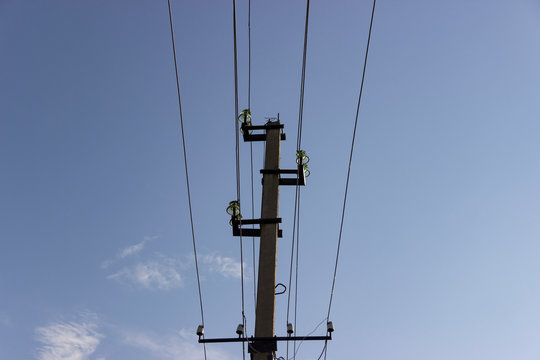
(327, 321, 334, 333)
(196, 325, 204, 337)
(287, 322, 294, 335)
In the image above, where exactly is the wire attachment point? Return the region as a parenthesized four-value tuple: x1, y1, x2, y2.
(296, 150, 311, 177)
(238, 109, 253, 134)
(226, 200, 241, 217)
(287, 322, 294, 335)
(196, 325, 204, 337)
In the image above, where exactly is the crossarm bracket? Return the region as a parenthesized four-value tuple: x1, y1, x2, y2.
(260, 165, 306, 186)
(231, 218, 283, 238)
(241, 122, 286, 142)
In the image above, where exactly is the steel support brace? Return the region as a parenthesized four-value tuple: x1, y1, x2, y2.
(241, 123, 286, 142)
(198, 335, 332, 344)
(260, 165, 306, 186)
(231, 218, 283, 238)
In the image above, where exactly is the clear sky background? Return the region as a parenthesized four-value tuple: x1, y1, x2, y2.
(2, 0, 540, 359)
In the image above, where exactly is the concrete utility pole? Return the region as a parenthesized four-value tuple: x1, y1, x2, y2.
(198, 119, 325, 356)
(252, 121, 281, 360)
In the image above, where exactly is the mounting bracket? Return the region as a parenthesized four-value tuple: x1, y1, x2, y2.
(260, 164, 306, 186)
(198, 334, 332, 352)
(230, 218, 283, 238)
(241, 122, 286, 142)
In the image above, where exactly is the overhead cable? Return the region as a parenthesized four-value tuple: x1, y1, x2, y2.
(324, 0, 377, 359)
(296, 0, 311, 151)
(232, 1, 247, 359)
(287, 1, 311, 359)
(287, 317, 326, 360)
(166, 1, 207, 359)
(248, 0, 257, 311)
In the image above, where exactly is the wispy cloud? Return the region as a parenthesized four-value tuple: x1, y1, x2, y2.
(123, 329, 234, 360)
(202, 254, 243, 279)
(107, 255, 183, 290)
(103, 237, 242, 290)
(101, 235, 158, 269)
(119, 236, 157, 259)
(35, 314, 103, 360)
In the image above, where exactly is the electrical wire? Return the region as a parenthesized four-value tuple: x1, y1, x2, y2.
(232, 1, 247, 359)
(324, 0, 377, 359)
(286, 317, 326, 360)
(248, 0, 252, 112)
(293, 190, 301, 358)
(296, 0, 310, 151)
(286, 184, 299, 360)
(286, 1, 311, 359)
(166, 1, 207, 359)
(316, 343, 327, 360)
(250, 140, 256, 308)
(248, 0, 257, 313)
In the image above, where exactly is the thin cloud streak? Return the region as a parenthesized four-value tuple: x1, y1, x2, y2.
(101, 235, 158, 269)
(35, 316, 102, 360)
(202, 254, 244, 279)
(103, 237, 244, 290)
(107, 256, 183, 290)
(119, 235, 157, 259)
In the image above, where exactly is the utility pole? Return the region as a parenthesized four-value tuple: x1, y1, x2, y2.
(199, 116, 326, 359)
(252, 121, 281, 360)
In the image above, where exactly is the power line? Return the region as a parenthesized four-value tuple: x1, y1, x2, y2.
(293, 189, 301, 359)
(166, 1, 207, 359)
(324, 0, 377, 359)
(248, 0, 252, 111)
(232, 1, 247, 359)
(248, 0, 257, 313)
(286, 185, 299, 360)
(296, 0, 311, 152)
(316, 343, 327, 360)
(287, 1, 311, 359)
(250, 140, 256, 309)
(286, 317, 326, 360)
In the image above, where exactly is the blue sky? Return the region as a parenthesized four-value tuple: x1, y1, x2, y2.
(2, 0, 540, 359)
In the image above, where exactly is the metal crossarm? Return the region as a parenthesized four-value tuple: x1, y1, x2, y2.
(241, 122, 287, 142)
(260, 165, 306, 186)
(198, 334, 332, 343)
(231, 218, 283, 238)
(199, 334, 332, 355)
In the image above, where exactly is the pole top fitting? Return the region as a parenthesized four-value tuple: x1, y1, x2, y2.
(236, 324, 244, 337)
(287, 322, 294, 335)
(327, 321, 334, 333)
(226, 200, 240, 216)
(296, 150, 310, 177)
(196, 325, 204, 337)
(239, 109, 253, 134)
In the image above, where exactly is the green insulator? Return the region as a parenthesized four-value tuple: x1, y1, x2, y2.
(303, 163, 310, 177)
(229, 214, 242, 226)
(296, 150, 310, 165)
(226, 200, 241, 216)
(240, 120, 253, 135)
(238, 109, 252, 123)
(238, 109, 253, 134)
